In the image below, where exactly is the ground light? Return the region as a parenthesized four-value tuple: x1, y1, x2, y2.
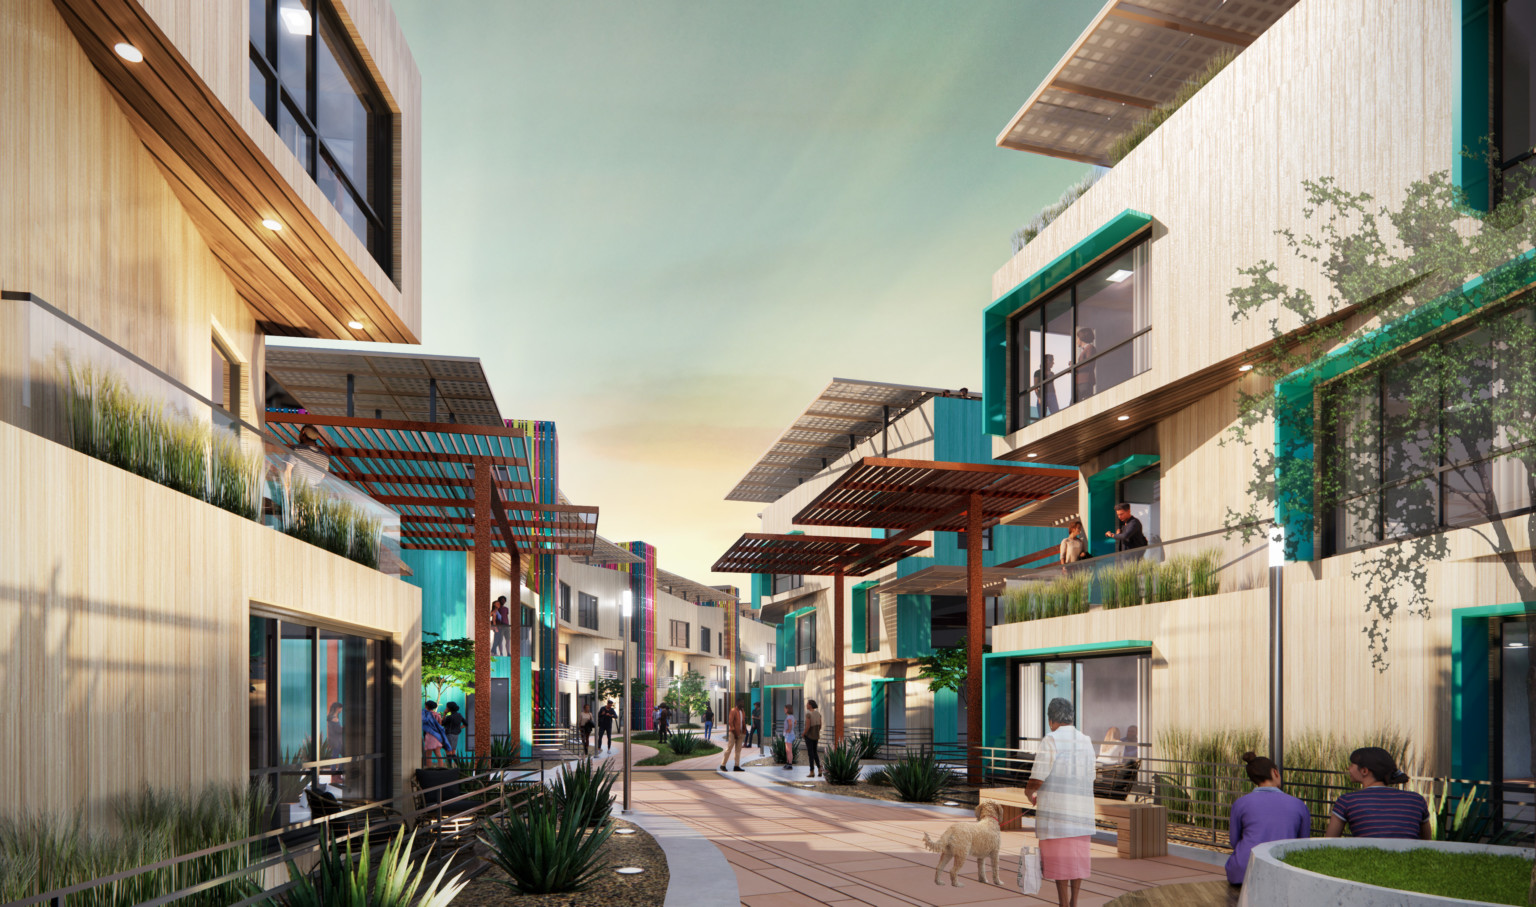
(615, 867, 645, 875)
(113, 42, 143, 62)
(614, 828, 637, 836)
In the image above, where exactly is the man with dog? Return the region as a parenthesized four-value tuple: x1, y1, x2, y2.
(1026, 697, 1096, 907)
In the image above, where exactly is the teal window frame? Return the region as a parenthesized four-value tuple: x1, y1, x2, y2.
(851, 581, 877, 654)
(1455, 0, 1493, 211)
(1451, 602, 1527, 781)
(982, 210, 1152, 436)
(1084, 454, 1158, 557)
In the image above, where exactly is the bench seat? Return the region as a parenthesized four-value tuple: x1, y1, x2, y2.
(978, 787, 1168, 859)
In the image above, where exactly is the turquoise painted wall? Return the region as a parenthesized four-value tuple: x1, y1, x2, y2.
(933, 686, 958, 745)
(402, 549, 467, 642)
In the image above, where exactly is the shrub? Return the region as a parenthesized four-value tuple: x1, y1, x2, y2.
(823, 739, 864, 785)
(550, 759, 616, 827)
(1108, 51, 1235, 164)
(278, 823, 466, 907)
(1099, 559, 1148, 609)
(886, 750, 958, 803)
(1153, 726, 1266, 829)
(1187, 548, 1222, 597)
(1010, 169, 1104, 253)
(1287, 728, 1416, 835)
(1002, 573, 1092, 623)
(667, 730, 702, 755)
(848, 730, 882, 760)
(277, 476, 383, 569)
(771, 736, 799, 765)
(865, 767, 891, 786)
(1150, 557, 1189, 602)
(480, 790, 613, 894)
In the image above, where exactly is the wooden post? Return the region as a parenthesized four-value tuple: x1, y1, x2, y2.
(473, 459, 492, 761)
(966, 492, 984, 784)
(833, 570, 845, 746)
(509, 547, 522, 759)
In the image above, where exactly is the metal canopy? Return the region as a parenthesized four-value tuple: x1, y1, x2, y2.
(793, 457, 1076, 533)
(265, 413, 598, 556)
(712, 533, 931, 578)
(996, 0, 1297, 164)
(265, 345, 503, 427)
(869, 564, 1026, 597)
(726, 378, 977, 504)
(567, 535, 644, 566)
(656, 568, 740, 605)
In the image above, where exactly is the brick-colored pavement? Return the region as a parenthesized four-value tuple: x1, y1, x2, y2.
(626, 770, 1226, 907)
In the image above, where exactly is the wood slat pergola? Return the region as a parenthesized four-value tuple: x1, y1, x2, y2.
(791, 457, 1072, 781)
(266, 412, 599, 755)
(712, 532, 931, 745)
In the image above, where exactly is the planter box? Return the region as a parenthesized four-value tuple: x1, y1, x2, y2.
(1237, 838, 1535, 907)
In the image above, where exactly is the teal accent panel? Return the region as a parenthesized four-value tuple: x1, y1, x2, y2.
(851, 581, 876, 654)
(1451, 603, 1524, 780)
(982, 654, 1009, 750)
(871, 681, 887, 740)
(896, 594, 931, 658)
(982, 210, 1154, 436)
(752, 574, 770, 609)
(401, 549, 467, 641)
(521, 656, 534, 759)
(933, 686, 958, 745)
(986, 640, 1153, 661)
(1084, 454, 1159, 557)
(1272, 253, 1536, 561)
(1454, 0, 1492, 212)
(776, 619, 791, 671)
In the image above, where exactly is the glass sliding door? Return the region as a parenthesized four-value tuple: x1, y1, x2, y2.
(1013, 652, 1148, 757)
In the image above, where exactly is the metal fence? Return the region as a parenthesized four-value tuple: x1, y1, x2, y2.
(8, 765, 552, 906)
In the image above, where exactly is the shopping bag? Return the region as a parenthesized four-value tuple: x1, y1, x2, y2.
(1017, 845, 1042, 895)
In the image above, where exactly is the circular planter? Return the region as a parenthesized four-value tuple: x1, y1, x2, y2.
(1238, 838, 1535, 907)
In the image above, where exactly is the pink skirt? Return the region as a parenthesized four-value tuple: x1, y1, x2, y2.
(1039, 835, 1092, 880)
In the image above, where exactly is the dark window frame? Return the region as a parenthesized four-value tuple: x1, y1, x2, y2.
(576, 591, 599, 630)
(559, 581, 572, 623)
(670, 619, 690, 649)
(700, 626, 712, 654)
(248, 0, 394, 276)
(865, 589, 881, 651)
(772, 573, 804, 595)
(796, 611, 817, 665)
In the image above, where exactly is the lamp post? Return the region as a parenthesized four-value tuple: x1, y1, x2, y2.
(760, 647, 769, 756)
(591, 650, 601, 749)
(621, 588, 633, 813)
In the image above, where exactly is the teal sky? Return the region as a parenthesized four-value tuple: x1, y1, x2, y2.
(387, 0, 1096, 586)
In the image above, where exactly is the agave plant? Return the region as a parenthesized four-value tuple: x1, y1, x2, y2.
(886, 750, 958, 803)
(480, 790, 614, 894)
(848, 730, 882, 760)
(667, 730, 702, 755)
(550, 759, 616, 827)
(822, 739, 864, 785)
(770, 735, 799, 766)
(278, 823, 467, 907)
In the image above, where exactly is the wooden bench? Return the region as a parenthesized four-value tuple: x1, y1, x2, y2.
(979, 787, 1168, 859)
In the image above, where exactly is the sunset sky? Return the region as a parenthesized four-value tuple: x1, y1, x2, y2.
(379, 1, 1094, 585)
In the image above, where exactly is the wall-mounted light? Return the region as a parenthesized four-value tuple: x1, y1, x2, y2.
(621, 589, 633, 619)
(261, 218, 283, 231)
(1105, 269, 1133, 283)
(113, 42, 144, 63)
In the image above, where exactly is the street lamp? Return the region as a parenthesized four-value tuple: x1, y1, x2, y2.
(620, 588, 634, 813)
(592, 650, 601, 734)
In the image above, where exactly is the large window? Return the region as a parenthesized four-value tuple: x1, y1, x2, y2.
(249, 614, 389, 826)
(577, 591, 598, 630)
(249, 0, 392, 274)
(1501, 0, 1536, 186)
(670, 619, 690, 649)
(796, 611, 817, 665)
(1011, 241, 1150, 430)
(559, 582, 572, 623)
(772, 573, 804, 595)
(700, 626, 712, 653)
(1320, 305, 1536, 554)
(866, 590, 881, 651)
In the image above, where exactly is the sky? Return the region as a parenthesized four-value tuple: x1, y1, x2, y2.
(381, 0, 1095, 586)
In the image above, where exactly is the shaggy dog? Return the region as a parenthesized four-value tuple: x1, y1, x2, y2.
(921, 800, 1002, 887)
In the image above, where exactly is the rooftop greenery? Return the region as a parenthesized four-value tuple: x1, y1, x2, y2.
(1108, 51, 1235, 165)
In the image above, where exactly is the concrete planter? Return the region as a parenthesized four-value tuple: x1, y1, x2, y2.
(1237, 838, 1535, 907)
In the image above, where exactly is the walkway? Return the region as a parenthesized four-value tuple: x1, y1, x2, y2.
(626, 768, 1226, 907)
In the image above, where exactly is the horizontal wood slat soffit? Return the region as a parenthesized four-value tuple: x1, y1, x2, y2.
(712, 533, 931, 577)
(792, 457, 1075, 532)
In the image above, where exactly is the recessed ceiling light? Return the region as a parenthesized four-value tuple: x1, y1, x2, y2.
(1116, 415, 1130, 421)
(278, 6, 313, 35)
(1026, 452, 1038, 458)
(1106, 269, 1133, 283)
(1239, 364, 1254, 372)
(114, 42, 144, 63)
(347, 320, 364, 330)
(1509, 642, 1528, 649)
(261, 218, 283, 231)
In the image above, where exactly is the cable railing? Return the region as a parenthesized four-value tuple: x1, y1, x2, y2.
(7, 766, 548, 907)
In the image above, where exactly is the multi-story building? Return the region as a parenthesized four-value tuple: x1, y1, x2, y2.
(1, 0, 425, 819)
(977, 0, 1530, 790)
(726, 379, 1069, 745)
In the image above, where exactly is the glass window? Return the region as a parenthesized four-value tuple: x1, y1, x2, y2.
(279, 621, 314, 763)
(250, 616, 275, 769)
(1501, 0, 1536, 171)
(796, 612, 816, 665)
(1118, 466, 1161, 544)
(577, 592, 598, 630)
(249, 57, 271, 117)
(559, 582, 571, 622)
(277, 99, 312, 170)
(866, 590, 880, 651)
(1010, 238, 1150, 430)
(701, 626, 711, 653)
(317, 14, 376, 196)
(670, 620, 689, 648)
(275, 0, 311, 94)
(771, 574, 803, 595)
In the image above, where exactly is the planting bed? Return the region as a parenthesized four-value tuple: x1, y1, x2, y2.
(454, 816, 667, 907)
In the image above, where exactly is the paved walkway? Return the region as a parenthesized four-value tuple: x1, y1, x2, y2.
(624, 767, 1226, 907)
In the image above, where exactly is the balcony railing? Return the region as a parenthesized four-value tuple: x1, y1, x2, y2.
(1, 291, 404, 573)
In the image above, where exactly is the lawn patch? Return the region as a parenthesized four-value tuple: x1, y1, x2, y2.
(635, 738, 721, 766)
(1281, 846, 1532, 906)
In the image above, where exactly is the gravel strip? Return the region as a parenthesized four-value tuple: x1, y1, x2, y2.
(450, 817, 667, 907)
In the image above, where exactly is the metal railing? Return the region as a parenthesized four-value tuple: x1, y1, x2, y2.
(974, 741, 1536, 849)
(8, 767, 547, 906)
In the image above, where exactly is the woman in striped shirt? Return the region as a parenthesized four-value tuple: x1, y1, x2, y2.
(1325, 747, 1430, 840)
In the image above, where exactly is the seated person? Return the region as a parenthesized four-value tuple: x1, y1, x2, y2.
(1227, 751, 1311, 885)
(1325, 747, 1429, 839)
(1097, 726, 1123, 764)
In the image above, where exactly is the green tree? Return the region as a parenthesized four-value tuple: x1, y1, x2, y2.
(915, 637, 988, 693)
(666, 670, 709, 720)
(421, 633, 475, 704)
(1225, 164, 1536, 902)
(593, 676, 647, 707)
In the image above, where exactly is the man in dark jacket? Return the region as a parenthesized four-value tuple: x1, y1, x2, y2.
(597, 700, 617, 753)
(1107, 503, 1148, 551)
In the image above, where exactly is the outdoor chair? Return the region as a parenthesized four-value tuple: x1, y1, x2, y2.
(1093, 758, 1142, 801)
(303, 785, 404, 840)
(410, 767, 490, 841)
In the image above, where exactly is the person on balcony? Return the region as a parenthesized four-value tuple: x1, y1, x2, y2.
(1106, 503, 1147, 552)
(1059, 520, 1089, 572)
(1034, 355, 1060, 416)
(491, 596, 511, 656)
(1075, 328, 1097, 401)
(1326, 747, 1429, 839)
(1026, 697, 1096, 907)
(1226, 751, 1311, 885)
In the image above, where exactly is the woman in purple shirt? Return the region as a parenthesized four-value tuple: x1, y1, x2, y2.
(1226, 751, 1311, 884)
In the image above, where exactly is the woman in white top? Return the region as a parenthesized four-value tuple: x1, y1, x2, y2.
(1059, 520, 1089, 573)
(1026, 698, 1097, 907)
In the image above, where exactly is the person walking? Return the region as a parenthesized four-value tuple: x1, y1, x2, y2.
(1026, 698, 1095, 907)
(422, 700, 449, 766)
(803, 700, 824, 778)
(781, 704, 797, 770)
(1059, 520, 1089, 572)
(657, 703, 671, 744)
(1105, 503, 1148, 552)
(1326, 747, 1430, 839)
(1227, 751, 1311, 885)
(440, 701, 465, 756)
(719, 699, 747, 772)
(579, 705, 596, 756)
(702, 705, 715, 740)
(597, 700, 617, 753)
